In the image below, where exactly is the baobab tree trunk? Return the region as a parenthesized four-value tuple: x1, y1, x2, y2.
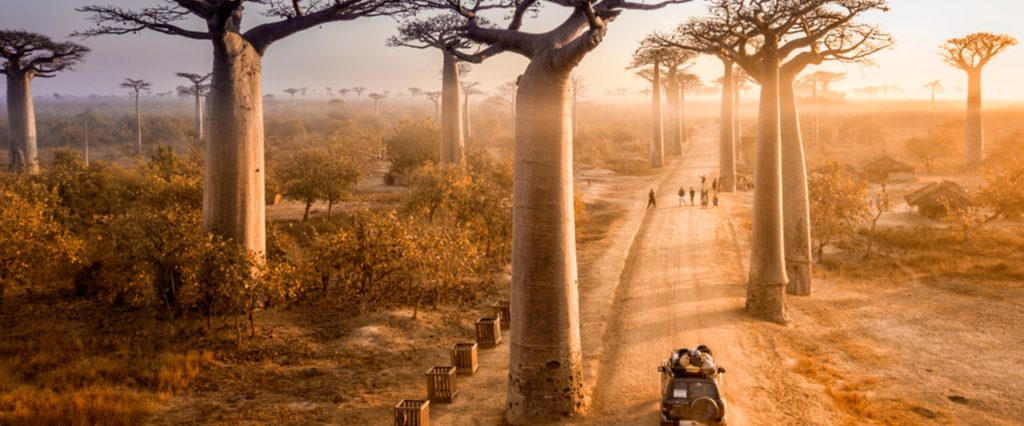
(133, 91, 143, 155)
(650, 59, 664, 168)
(735, 87, 743, 165)
(780, 72, 813, 296)
(5, 71, 39, 174)
(747, 50, 789, 323)
(720, 61, 737, 192)
(666, 71, 682, 156)
(194, 89, 205, 141)
(680, 85, 689, 146)
(441, 52, 465, 164)
(204, 33, 267, 256)
(964, 69, 984, 167)
(507, 60, 586, 425)
(571, 89, 579, 138)
(463, 92, 472, 141)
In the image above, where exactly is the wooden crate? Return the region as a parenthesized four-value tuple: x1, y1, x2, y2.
(450, 342, 478, 375)
(425, 366, 458, 403)
(475, 317, 502, 348)
(394, 399, 429, 426)
(492, 300, 511, 329)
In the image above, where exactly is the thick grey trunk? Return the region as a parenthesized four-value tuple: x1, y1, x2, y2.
(735, 84, 743, 164)
(441, 52, 465, 164)
(747, 50, 789, 323)
(666, 72, 682, 156)
(650, 60, 664, 168)
(965, 69, 984, 167)
(720, 62, 736, 192)
(194, 90, 205, 141)
(780, 73, 813, 296)
(134, 92, 143, 154)
(572, 91, 579, 138)
(203, 33, 267, 256)
(507, 61, 585, 425)
(6, 72, 39, 174)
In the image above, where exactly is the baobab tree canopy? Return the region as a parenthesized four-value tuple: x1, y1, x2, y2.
(940, 32, 1018, 71)
(0, 30, 89, 78)
(2, 30, 89, 173)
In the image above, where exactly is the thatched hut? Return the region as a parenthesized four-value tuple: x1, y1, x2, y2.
(859, 155, 915, 182)
(905, 180, 973, 219)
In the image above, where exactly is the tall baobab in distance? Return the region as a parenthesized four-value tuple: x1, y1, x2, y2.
(631, 46, 671, 168)
(425, 91, 441, 122)
(339, 88, 351, 98)
(77, 0, 409, 256)
(368, 92, 387, 117)
(284, 88, 301, 103)
(352, 86, 366, 98)
(414, 0, 693, 423)
(940, 32, 1017, 167)
(1, 30, 89, 174)
(570, 74, 588, 138)
(651, 19, 742, 191)
(638, 40, 695, 157)
(121, 78, 152, 155)
(461, 80, 483, 141)
(923, 80, 943, 103)
(802, 71, 844, 146)
(176, 72, 212, 141)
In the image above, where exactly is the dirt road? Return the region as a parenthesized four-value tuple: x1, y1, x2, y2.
(581, 127, 761, 425)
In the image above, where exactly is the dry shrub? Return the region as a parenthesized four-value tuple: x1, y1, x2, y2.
(0, 386, 152, 426)
(156, 350, 215, 394)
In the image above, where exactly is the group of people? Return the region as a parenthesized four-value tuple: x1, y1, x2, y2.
(646, 174, 721, 210)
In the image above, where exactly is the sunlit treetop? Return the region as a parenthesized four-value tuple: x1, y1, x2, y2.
(74, 0, 416, 54)
(0, 30, 90, 78)
(121, 78, 152, 93)
(940, 32, 1018, 72)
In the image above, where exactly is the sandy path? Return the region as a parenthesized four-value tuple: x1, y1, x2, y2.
(582, 128, 760, 425)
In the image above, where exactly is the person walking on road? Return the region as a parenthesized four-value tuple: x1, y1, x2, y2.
(678, 186, 686, 206)
(648, 188, 657, 209)
(689, 187, 696, 206)
(713, 191, 719, 208)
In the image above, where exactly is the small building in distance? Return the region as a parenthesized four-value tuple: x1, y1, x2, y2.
(858, 155, 915, 182)
(905, 180, 973, 219)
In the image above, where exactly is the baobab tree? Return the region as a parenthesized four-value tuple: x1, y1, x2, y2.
(368, 92, 387, 117)
(325, 86, 333, 97)
(120, 78, 151, 155)
(940, 32, 1018, 167)
(176, 72, 212, 141)
(413, 0, 693, 422)
(352, 86, 366, 98)
(497, 79, 518, 123)
(408, 87, 422, 98)
(679, 72, 701, 145)
(923, 79, 943, 103)
(77, 0, 409, 256)
(631, 46, 670, 168)
(283, 88, 301, 103)
(461, 80, 483, 141)
(638, 38, 695, 157)
(1, 30, 89, 173)
(569, 74, 588, 138)
(425, 91, 441, 122)
(339, 87, 351, 98)
(650, 19, 742, 190)
(801, 71, 844, 146)
(388, 13, 484, 163)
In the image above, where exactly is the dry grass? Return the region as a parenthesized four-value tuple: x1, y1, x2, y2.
(0, 386, 153, 426)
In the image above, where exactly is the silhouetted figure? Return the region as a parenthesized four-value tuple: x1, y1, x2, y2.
(713, 192, 719, 208)
(648, 188, 657, 208)
(678, 186, 686, 206)
(689, 187, 695, 206)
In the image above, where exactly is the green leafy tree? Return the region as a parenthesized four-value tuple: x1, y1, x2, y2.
(384, 119, 440, 176)
(808, 162, 868, 259)
(276, 149, 362, 221)
(0, 179, 82, 305)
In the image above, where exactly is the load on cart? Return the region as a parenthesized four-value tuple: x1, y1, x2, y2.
(658, 345, 727, 426)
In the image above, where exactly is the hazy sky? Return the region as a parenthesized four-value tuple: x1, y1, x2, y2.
(1, 0, 1023, 102)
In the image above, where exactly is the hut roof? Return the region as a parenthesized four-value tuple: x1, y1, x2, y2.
(859, 155, 915, 174)
(905, 180, 973, 208)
